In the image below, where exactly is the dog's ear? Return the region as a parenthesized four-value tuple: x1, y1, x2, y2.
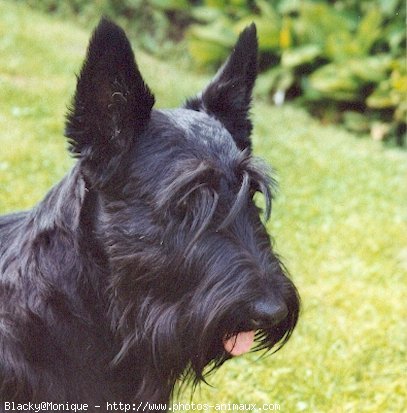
(65, 18, 155, 186)
(185, 24, 257, 152)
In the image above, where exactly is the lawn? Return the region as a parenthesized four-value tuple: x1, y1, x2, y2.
(0, 1, 406, 412)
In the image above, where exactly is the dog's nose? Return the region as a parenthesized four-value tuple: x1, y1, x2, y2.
(251, 299, 288, 328)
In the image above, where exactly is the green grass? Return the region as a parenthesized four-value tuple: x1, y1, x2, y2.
(0, 2, 406, 412)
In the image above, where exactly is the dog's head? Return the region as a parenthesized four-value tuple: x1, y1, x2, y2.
(66, 18, 299, 388)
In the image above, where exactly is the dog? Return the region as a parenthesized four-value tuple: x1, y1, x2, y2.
(0, 18, 300, 411)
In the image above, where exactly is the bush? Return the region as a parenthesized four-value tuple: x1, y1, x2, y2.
(19, 0, 406, 144)
(186, 0, 406, 145)
(18, 0, 192, 55)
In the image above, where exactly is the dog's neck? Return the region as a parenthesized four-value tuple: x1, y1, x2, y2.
(30, 165, 86, 235)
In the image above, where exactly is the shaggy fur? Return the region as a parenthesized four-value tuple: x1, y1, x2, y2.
(0, 19, 299, 411)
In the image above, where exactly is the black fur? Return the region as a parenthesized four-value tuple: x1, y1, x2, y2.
(0, 19, 299, 411)
(185, 23, 257, 152)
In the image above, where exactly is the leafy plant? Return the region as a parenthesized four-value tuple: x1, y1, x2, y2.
(186, 0, 406, 144)
(18, 0, 406, 144)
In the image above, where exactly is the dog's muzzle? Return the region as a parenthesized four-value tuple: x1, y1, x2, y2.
(222, 298, 288, 356)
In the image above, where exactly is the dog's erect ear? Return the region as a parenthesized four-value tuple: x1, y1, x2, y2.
(185, 24, 257, 152)
(65, 18, 155, 186)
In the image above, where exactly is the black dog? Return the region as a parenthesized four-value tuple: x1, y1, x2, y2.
(0, 19, 299, 410)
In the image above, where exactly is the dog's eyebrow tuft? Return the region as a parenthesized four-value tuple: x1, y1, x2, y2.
(156, 159, 218, 208)
(157, 153, 274, 238)
(220, 153, 275, 228)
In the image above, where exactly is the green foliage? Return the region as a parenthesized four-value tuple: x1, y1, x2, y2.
(18, 0, 406, 144)
(16, 0, 190, 55)
(186, 0, 406, 144)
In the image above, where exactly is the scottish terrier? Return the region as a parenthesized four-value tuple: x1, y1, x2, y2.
(0, 19, 300, 410)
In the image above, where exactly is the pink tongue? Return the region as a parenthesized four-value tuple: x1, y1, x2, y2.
(223, 331, 255, 356)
